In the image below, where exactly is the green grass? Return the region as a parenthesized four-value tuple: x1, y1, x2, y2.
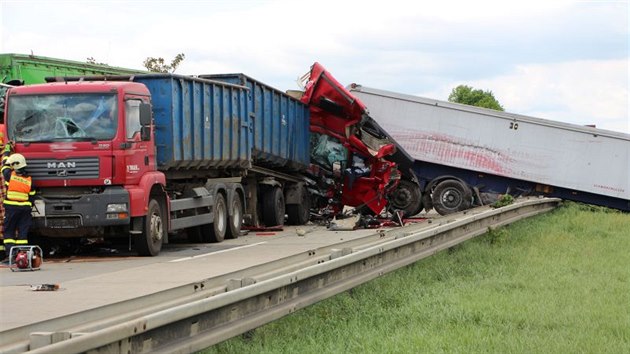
(203, 202, 630, 354)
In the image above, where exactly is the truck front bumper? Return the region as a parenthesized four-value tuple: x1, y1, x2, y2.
(32, 187, 131, 231)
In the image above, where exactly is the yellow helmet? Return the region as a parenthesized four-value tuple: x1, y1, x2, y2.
(8, 153, 27, 170)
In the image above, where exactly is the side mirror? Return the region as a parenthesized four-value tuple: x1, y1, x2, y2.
(140, 126, 151, 141)
(139, 103, 152, 126)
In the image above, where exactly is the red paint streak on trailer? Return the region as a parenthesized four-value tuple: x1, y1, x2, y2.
(389, 130, 514, 175)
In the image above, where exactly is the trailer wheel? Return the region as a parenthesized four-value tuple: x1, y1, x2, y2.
(390, 180, 423, 217)
(136, 198, 165, 256)
(226, 193, 243, 239)
(287, 186, 311, 225)
(263, 187, 285, 227)
(432, 180, 472, 215)
(205, 193, 227, 242)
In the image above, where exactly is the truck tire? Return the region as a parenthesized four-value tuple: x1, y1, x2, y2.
(206, 193, 227, 242)
(226, 193, 243, 239)
(390, 179, 423, 217)
(286, 186, 311, 225)
(431, 180, 472, 215)
(422, 192, 433, 213)
(136, 198, 165, 256)
(262, 187, 285, 227)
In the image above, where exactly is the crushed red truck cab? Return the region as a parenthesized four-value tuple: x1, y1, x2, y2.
(301, 62, 422, 216)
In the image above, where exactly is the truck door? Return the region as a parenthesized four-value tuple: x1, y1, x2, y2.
(123, 98, 154, 185)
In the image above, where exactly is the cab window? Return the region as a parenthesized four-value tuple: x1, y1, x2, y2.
(125, 100, 142, 139)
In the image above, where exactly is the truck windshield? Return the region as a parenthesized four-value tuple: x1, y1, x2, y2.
(7, 93, 118, 142)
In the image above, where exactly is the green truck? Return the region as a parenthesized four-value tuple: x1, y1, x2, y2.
(0, 53, 144, 118)
(0, 53, 143, 85)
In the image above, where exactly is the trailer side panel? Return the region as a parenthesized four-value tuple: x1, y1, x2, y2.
(200, 74, 310, 172)
(350, 85, 630, 202)
(135, 75, 251, 173)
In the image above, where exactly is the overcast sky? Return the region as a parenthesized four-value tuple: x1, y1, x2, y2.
(1, 0, 628, 133)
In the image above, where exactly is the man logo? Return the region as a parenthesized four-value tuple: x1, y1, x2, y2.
(47, 162, 77, 169)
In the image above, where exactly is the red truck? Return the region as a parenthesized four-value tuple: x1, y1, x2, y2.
(2, 73, 312, 256)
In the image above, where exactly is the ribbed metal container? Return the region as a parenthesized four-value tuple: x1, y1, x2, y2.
(134, 74, 251, 173)
(200, 74, 310, 172)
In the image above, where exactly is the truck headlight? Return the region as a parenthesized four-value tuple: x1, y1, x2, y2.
(107, 203, 128, 213)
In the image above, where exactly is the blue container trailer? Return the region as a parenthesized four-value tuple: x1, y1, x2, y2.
(199, 74, 310, 172)
(136, 74, 312, 229)
(134, 75, 252, 173)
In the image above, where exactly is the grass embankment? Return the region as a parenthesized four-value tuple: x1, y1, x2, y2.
(204, 202, 630, 353)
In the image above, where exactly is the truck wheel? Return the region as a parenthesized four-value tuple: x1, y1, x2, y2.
(136, 198, 165, 256)
(226, 194, 243, 239)
(422, 192, 433, 213)
(262, 187, 285, 227)
(287, 186, 311, 225)
(390, 179, 423, 217)
(431, 180, 472, 215)
(206, 193, 227, 242)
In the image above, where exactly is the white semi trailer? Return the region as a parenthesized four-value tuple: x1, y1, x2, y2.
(349, 84, 630, 214)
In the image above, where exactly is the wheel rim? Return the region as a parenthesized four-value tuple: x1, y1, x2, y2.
(217, 200, 226, 233)
(393, 186, 413, 209)
(232, 199, 241, 229)
(441, 188, 463, 209)
(150, 211, 163, 243)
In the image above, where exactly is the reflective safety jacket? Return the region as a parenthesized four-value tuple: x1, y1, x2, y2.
(4, 172, 35, 207)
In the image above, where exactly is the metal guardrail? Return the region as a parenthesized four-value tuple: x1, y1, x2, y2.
(14, 197, 560, 354)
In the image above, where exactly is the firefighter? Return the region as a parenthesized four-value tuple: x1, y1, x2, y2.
(2, 143, 36, 260)
(0, 134, 6, 261)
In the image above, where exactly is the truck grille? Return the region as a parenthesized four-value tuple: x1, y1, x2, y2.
(27, 157, 100, 180)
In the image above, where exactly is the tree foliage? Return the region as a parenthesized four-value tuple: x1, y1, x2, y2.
(143, 53, 186, 73)
(448, 85, 504, 111)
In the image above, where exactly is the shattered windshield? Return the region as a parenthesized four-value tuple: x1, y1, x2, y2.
(7, 93, 118, 142)
(311, 132, 348, 170)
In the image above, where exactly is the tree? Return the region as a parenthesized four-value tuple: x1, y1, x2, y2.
(143, 53, 186, 73)
(448, 85, 504, 111)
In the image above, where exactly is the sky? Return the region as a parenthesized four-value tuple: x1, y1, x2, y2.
(1, 0, 628, 133)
